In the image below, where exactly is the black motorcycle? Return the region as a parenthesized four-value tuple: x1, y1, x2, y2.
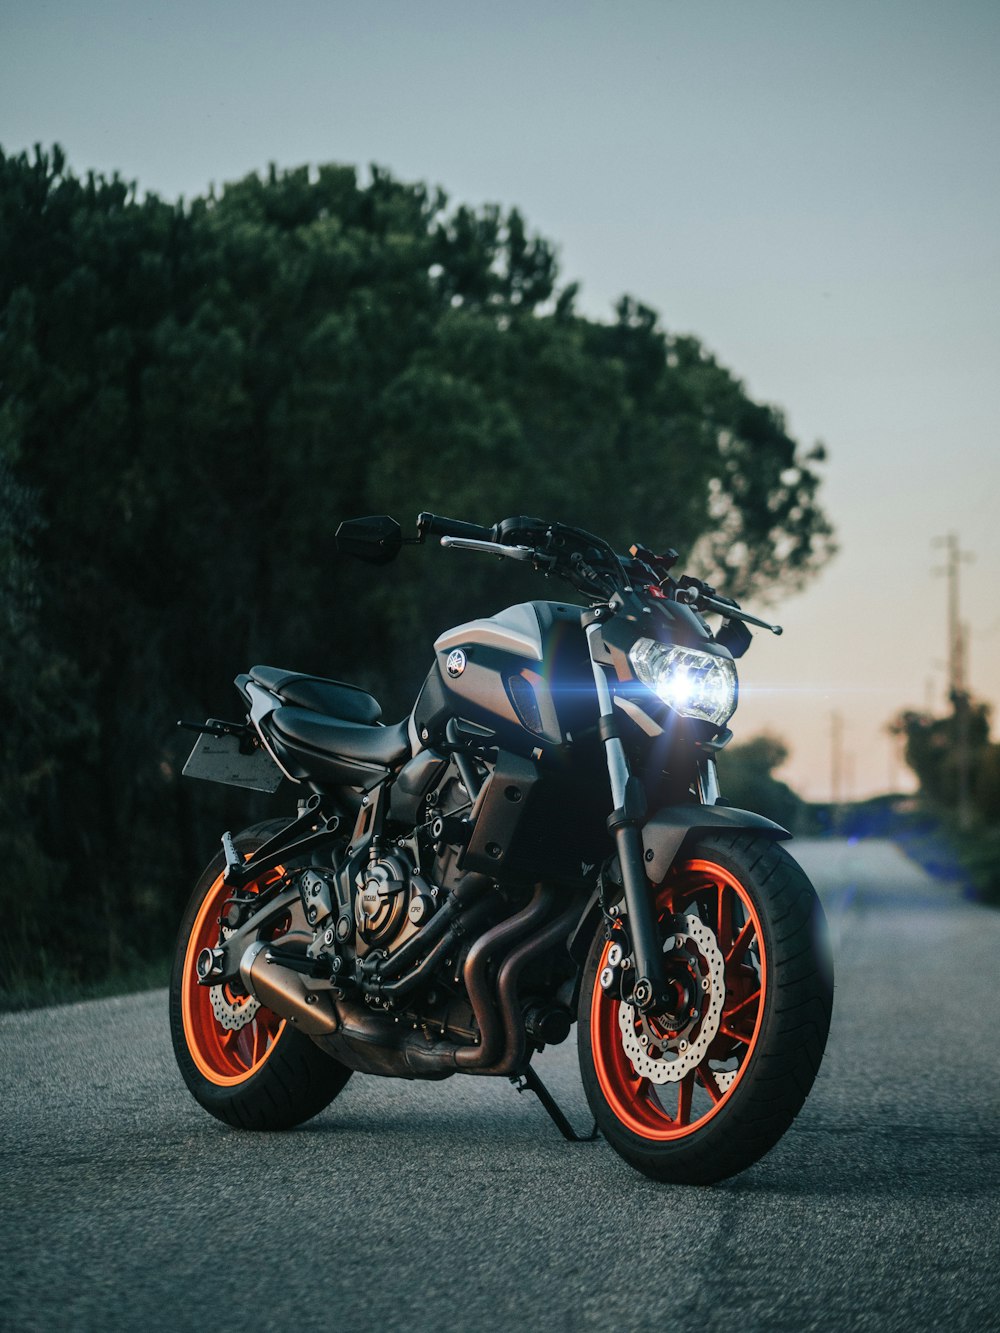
(170, 512, 832, 1184)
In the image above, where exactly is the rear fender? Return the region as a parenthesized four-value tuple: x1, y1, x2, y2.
(568, 804, 791, 964)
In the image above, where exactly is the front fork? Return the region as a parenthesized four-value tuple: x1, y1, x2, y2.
(584, 611, 719, 1013)
(696, 758, 721, 805)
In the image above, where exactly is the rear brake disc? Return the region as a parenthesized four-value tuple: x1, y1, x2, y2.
(210, 925, 261, 1031)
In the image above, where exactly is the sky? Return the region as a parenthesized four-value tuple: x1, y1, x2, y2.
(3, 0, 999, 801)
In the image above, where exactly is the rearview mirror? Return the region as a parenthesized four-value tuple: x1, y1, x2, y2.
(334, 515, 403, 565)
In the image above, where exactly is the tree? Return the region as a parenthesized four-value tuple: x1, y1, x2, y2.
(0, 144, 835, 992)
(0, 444, 93, 994)
(889, 700, 995, 817)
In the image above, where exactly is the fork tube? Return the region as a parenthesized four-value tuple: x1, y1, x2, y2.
(697, 758, 721, 805)
(586, 623, 630, 807)
(585, 617, 666, 1011)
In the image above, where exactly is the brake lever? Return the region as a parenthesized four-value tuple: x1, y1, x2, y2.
(439, 536, 535, 561)
(676, 586, 783, 635)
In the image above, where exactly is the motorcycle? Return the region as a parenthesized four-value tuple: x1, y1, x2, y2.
(170, 511, 832, 1184)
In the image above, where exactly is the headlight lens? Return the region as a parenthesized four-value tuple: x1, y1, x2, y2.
(628, 638, 738, 727)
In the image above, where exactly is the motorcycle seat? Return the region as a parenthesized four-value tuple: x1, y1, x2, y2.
(249, 665, 382, 725)
(270, 706, 411, 769)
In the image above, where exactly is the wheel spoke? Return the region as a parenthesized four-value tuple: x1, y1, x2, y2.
(631, 1072, 651, 1099)
(725, 988, 761, 1023)
(658, 884, 677, 915)
(726, 918, 755, 965)
(719, 983, 761, 1046)
(675, 1071, 695, 1125)
(250, 1018, 265, 1065)
(234, 1028, 253, 1070)
(665, 879, 714, 918)
(695, 1062, 724, 1105)
(718, 1024, 752, 1046)
(716, 884, 735, 954)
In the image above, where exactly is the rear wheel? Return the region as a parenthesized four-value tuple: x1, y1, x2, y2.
(579, 832, 832, 1184)
(169, 820, 351, 1130)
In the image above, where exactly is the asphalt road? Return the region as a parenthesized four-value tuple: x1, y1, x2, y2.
(2, 839, 998, 1333)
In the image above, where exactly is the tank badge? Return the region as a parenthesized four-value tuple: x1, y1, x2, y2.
(446, 649, 467, 678)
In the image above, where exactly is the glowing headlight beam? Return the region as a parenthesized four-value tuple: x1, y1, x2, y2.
(628, 638, 738, 727)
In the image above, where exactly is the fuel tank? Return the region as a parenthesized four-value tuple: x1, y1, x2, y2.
(412, 600, 597, 758)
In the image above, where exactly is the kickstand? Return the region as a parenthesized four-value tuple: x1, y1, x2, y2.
(510, 1065, 600, 1144)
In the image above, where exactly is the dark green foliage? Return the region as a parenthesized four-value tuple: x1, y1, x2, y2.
(0, 144, 834, 998)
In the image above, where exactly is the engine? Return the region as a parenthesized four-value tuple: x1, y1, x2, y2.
(296, 839, 440, 969)
(353, 849, 438, 955)
(283, 766, 481, 1029)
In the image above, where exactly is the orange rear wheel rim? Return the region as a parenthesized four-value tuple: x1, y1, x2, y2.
(181, 867, 287, 1086)
(591, 859, 767, 1141)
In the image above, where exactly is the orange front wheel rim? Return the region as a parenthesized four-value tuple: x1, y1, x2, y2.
(591, 859, 767, 1141)
(180, 868, 287, 1086)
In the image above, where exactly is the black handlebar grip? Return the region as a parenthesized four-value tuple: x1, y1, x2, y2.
(416, 512, 494, 542)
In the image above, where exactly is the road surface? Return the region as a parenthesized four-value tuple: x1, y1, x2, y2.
(2, 839, 998, 1332)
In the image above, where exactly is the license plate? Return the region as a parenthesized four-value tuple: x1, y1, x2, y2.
(182, 724, 283, 793)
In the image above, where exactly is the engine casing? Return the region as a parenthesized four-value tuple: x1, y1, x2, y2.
(353, 848, 437, 957)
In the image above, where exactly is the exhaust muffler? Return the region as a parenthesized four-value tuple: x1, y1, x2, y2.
(239, 941, 339, 1036)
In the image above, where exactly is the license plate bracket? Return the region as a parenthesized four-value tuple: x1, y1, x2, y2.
(182, 722, 283, 793)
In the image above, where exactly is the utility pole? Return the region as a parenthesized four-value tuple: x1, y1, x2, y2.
(932, 533, 975, 829)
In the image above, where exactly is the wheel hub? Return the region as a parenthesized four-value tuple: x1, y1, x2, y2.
(617, 913, 726, 1083)
(209, 923, 261, 1031)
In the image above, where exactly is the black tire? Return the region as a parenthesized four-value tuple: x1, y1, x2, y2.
(578, 832, 833, 1184)
(169, 819, 352, 1130)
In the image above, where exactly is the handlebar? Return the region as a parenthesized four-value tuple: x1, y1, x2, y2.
(420, 510, 623, 598)
(417, 512, 494, 543)
(413, 511, 780, 633)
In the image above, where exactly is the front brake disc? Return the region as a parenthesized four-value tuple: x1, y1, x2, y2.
(617, 913, 726, 1083)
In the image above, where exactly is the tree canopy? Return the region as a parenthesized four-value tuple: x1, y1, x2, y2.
(890, 700, 1000, 820)
(0, 144, 834, 996)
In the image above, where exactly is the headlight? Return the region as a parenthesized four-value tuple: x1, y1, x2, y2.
(628, 638, 738, 727)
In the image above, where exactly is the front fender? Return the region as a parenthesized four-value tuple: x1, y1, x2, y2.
(639, 804, 790, 882)
(568, 804, 790, 964)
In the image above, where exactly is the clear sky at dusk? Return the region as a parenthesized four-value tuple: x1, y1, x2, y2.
(3, 0, 998, 800)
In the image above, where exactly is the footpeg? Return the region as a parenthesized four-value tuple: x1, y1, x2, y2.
(221, 830, 241, 882)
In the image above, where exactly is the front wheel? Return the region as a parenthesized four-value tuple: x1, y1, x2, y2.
(578, 832, 833, 1184)
(169, 820, 352, 1130)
